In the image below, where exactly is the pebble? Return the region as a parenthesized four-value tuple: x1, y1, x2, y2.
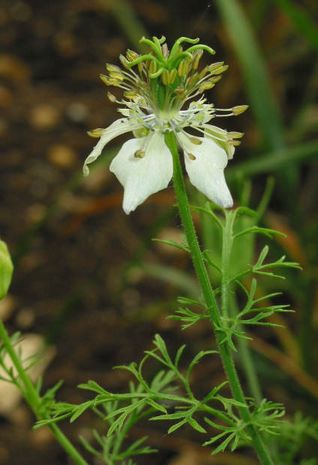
(29, 104, 60, 129)
(47, 144, 77, 168)
(0, 85, 13, 107)
(0, 295, 15, 321)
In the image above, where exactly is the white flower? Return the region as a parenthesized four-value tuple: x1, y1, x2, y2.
(83, 37, 247, 214)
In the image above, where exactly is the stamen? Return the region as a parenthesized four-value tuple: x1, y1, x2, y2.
(189, 137, 202, 145)
(134, 149, 145, 159)
(87, 128, 104, 138)
(233, 105, 249, 115)
(229, 131, 244, 138)
(107, 92, 117, 103)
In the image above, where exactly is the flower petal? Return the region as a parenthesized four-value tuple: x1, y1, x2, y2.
(179, 133, 233, 208)
(83, 118, 138, 176)
(203, 123, 236, 159)
(110, 132, 173, 214)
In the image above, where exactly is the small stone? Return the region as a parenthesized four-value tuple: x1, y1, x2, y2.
(31, 426, 54, 446)
(0, 85, 13, 107)
(0, 334, 55, 416)
(15, 308, 35, 329)
(26, 204, 46, 224)
(47, 144, 77, 168)
(0, 54, 30, 82)
(0, 118, 8, 137)
(0, 445, 9, 463)
(30, 104, 60, 129)
(0, 295, 15, 321)
(66, 102, 88, 123)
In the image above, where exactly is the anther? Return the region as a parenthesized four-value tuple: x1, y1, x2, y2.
(126, 49, 139, 61)
(87, 128, 104, 138)
(107, 91, 117, 103)
(134, 149, 145, 159)
(192, 50, 203, 70)
(189, 137, 202, 145)
(229, 131, 244, 138)
(106, 64, 122, 74)
(233, 105, 249, 115)
(199, 81, 216, 92)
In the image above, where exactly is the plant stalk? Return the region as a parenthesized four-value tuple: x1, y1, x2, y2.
(165, 131, 274, 465)
(222, 211, 263, 404)
(0, 320, 89, 465)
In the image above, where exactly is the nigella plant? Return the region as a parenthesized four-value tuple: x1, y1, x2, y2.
(0, 37, 307, 465)
(83, 36, 247, 213)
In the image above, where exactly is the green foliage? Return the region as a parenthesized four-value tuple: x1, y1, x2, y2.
(216, 0, 285, 151)
(34, 332, 288, 460)
(204, 398, 285, 454)
(278, 413, 318, 465)
(0, 331, 22, 384)
(172, 207, 300, 353)
(0, 240, 14, 300)
(0, 200, 308, 464)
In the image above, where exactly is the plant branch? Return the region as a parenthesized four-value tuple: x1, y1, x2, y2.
(165, 131, 274, 465)
(0, 320, 89, 465)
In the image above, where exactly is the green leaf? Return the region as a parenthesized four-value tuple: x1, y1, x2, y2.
(233, 226, 286, 240)
(191, 204, 223, 229)
(152, 238, 189, 253)
(273, 0, 318, 51)
(167, 418, 188, 434)
(70, 401, 92, 422)
(170, 307, 208, 330)
(151, 410, 190, 422)
(203, 430, 228, 446)
(216, 0, 285, 151)
(146, 398, 167, 414)
(228, 140, 318, 179)
(174, 344, 186, 368)
(212, 432, 237, 454)
(78, 380, 110, 395)
(79, 435, 100, 457)
(186, 350, 217, 380)
(203, 381, 228, 402)
(188, 416, 207, 433)
(0, 240, 14, 300)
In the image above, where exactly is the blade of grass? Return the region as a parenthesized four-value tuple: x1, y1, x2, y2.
(216, 0, 298, 191)
(99, 0, 147, 51)
(273, 0, 318, 51)
(228, 139, 318, 179)
(216, 0, 284, 150)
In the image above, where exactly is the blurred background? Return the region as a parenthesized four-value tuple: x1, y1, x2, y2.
(0, 0, 318, 464)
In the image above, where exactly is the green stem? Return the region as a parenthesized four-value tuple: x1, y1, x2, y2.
(222, 212, 262, 404)
(165, 131, 274, 465)
(221, 211, 236, 320)
(0, 321, 89, 465)
(236, 323, 263, 405)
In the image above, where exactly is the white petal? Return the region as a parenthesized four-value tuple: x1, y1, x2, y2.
(179, 133, 233, 208)
(203, 123, 236, 159)
(83, 118, 138, 176)
(110, 132, 173, 214)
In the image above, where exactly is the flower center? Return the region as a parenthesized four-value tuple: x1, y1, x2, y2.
(100, 37, 229, 115)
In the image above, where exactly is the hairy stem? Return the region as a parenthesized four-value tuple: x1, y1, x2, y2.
(0, 321, 89, 465)
(165, 131, 274, 465)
